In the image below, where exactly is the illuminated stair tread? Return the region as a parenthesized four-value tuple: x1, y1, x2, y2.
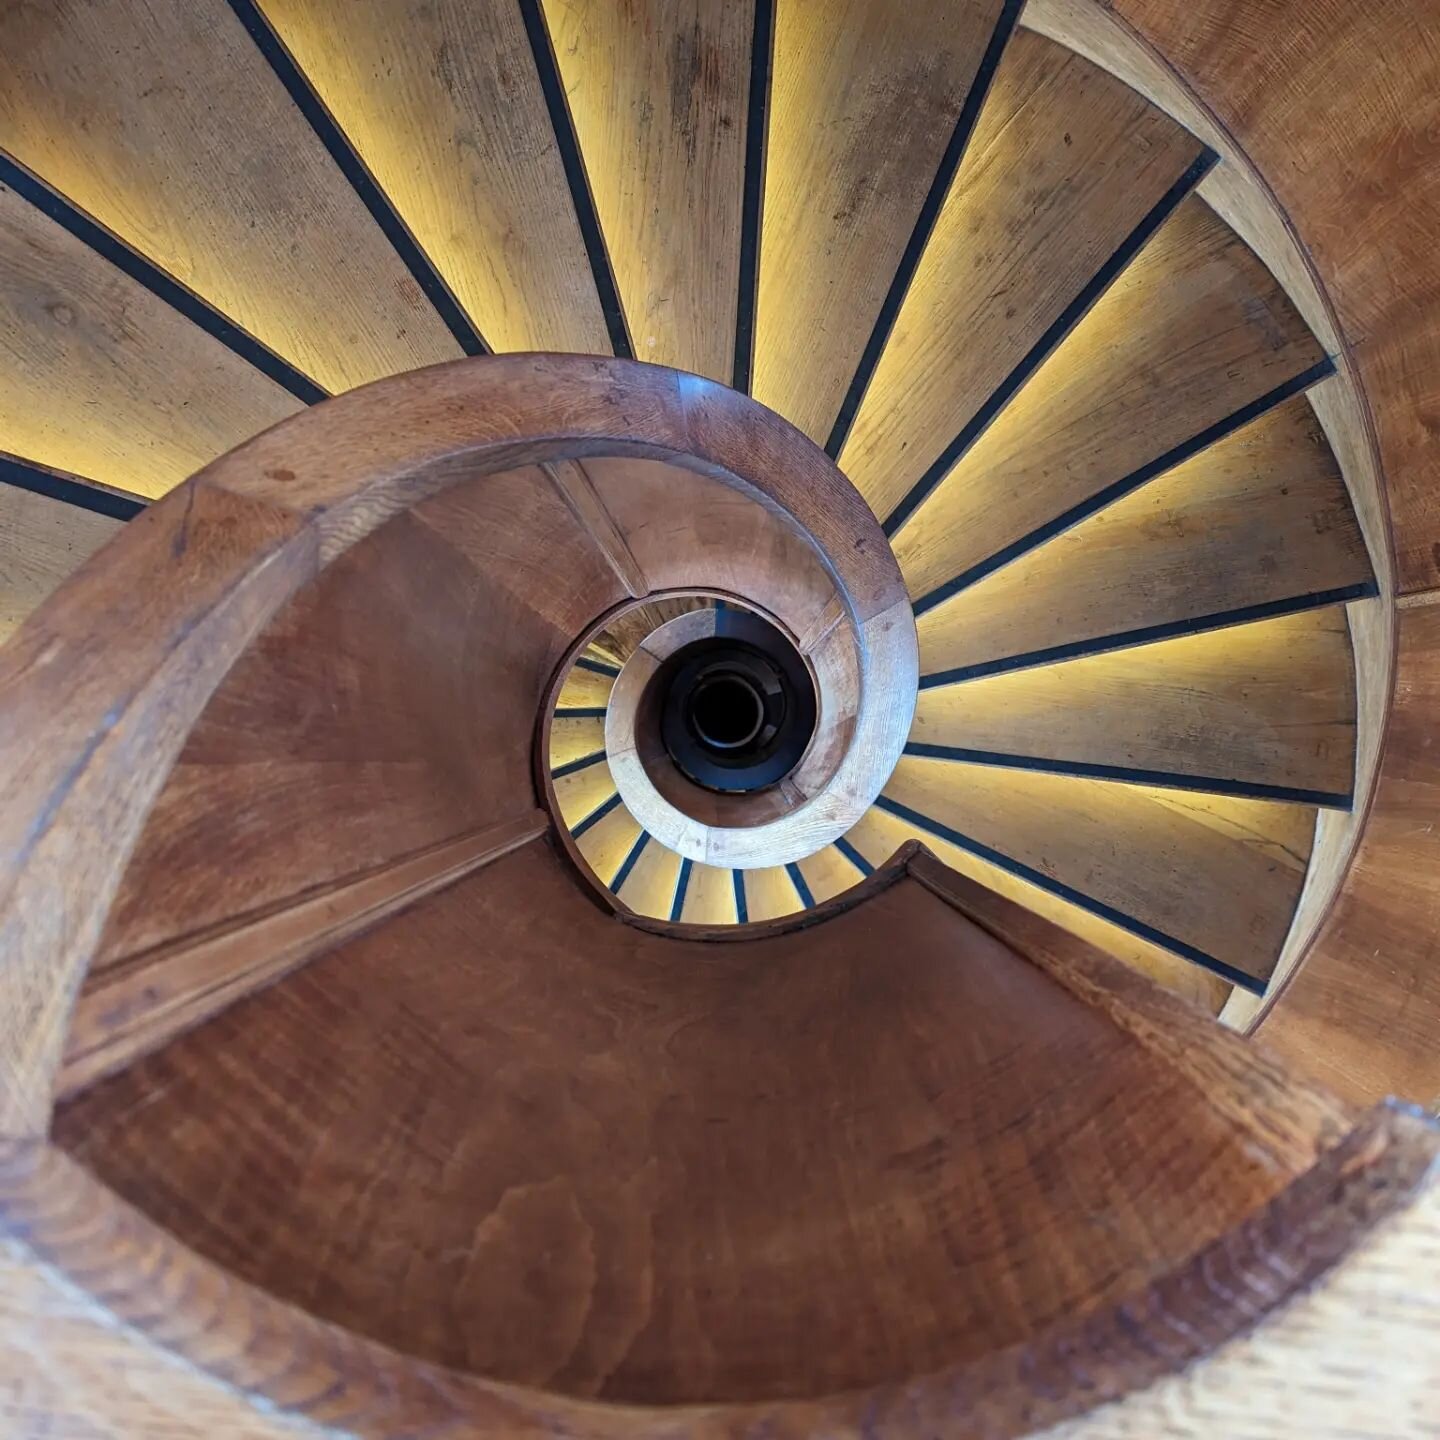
(740, 866, 804, 924)
(793, 846, 866, 906)
(680, 859, 738, 925)
(575, 802, 644, 888)
(616, 836, 682, 920)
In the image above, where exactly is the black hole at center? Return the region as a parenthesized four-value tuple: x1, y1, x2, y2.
(690, 674, 765, 751)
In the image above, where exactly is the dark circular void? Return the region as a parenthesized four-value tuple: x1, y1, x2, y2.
(661, 611, 817, 794)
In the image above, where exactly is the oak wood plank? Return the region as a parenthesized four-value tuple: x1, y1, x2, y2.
(616, 836, 681, 920)
(680, 859, 738, 924)
(752, 0, 1007, 441)
(739, 865, 802, 923)
(894, 196, 1326, 601)
(0, 183, 301, 498)
(545, 0, 751, 381)
(792, 846, 863, 905)
(913, 607, 1357, 800)
(549, 715, 608, 771)
(0, 0, 462, 394)
(575, 802, 644, 890)
(259, 0, 611, 357)
(884, 754, 1315, 985)
(0, 484, 121, 643)
(840, 26, 1203, 521)
(916, 394, 1373, 681)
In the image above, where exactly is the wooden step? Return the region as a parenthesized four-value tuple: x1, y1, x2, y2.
(738, 865, 804, 923)
(839, 25, 1205, 522)
(792, 846, 867, 906)
(678, 858, 738, 925)
(260, 0, 612, 356)
(882, 754, 1315, 989)
(574, 799, 645, 890)
(842, 805, 1230, 1012)
(917, 392, 1374, 684)
(753, 0, 1016, 440)
(0, 0, 463, 393)
(615, 832, 681, 920)
(0, 180, 300, 497)
(548, 715, 608, 775)
(911, 607, 1356, 805)
(892, 195, 1327, 603)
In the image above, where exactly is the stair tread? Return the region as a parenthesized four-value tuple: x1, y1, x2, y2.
(575, 800, 644, 887)
(883, 754, 1315, 986)
(739, 865, 804, 924)
(793, 846, 866, 906)
(916, 391, 1373, 681)
(680, 859, 738, 925)
(615, 835, 681, 920)
(893, 195, 1326, 601)
(912, 607, 1356, 802)
(840, 26, 1204, 523)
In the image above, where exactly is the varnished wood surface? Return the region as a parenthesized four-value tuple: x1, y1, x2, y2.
(894, 195, 1326, 602)
(575, 801, 644, 888)
(545, 0, 751, 381)
(1109, 0, 1440, 596)
(615, 835, 681, 920)
(839, 25, 1203, 521)
(0, 0, 463, 394)
(916, 394, 1373, 680)
(0, 180, 301, 498)
(0, 483, 121, 643)
(738, 865, 803, 924)
(50, 834, 1419, 1420)
(792, 845, 864, 905)
(753, 0, 1006, 441)
(259, 0, 611, 356)
(885, 754, 1314, 985)
(680, 859, 737, 924)
(913, 607, 1357, 801)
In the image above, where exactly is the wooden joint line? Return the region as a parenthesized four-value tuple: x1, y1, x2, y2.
(544, 459, 649, 597)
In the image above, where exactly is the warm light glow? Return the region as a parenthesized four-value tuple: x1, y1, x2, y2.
(796, 846, 865, 905)
(549, 716, 607, 771)
(618, 841, 683, 921)
(556, 667, 616, 712)
(553, 759, 618, 830)
(683, 862, 737, 925)
(577, 803, 643, 889)
(743, 866, 803, 923)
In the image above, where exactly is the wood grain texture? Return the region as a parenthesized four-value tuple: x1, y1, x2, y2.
(258, 0, 611, 355)
(680, 859, 737, 924)
(557, 663, 617, 712)
(0, 0, 463, 394)
(545, 0, 750, 380)
(885, 754, 1315, 985)
(894, 195, 1326, 601)
(792, 845, 864, 905)
(575, 801, 644, 889)
(913, 607, 1357, 800)
(0, 483, 121, 643)
(615, 836, 681, 920)
(1261, 599, 1440, 1109)
(917, 394, 1374, 680)
(546, 460, 649, 599)
(1107, 0, 1440, 596)
(61, 812, 547, 1103)
(49, 834, 1426, 1422)
(550, 715, 608, 770)
(0, 181, 301, 498)
(843, 806, 1230, 1014)
(839, 25, 1203, 521)
(739, 865, 803, 924)
(753, 0, 1005, 441)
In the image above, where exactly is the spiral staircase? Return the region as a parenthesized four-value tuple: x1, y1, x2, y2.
(1, 2, 1438, 1438)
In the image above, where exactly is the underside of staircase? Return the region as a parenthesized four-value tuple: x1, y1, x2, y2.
(1, 2, 1438, 1437)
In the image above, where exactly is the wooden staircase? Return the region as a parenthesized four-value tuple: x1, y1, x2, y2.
(1, 1, 1438, 1436)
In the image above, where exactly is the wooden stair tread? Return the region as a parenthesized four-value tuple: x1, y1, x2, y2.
(738, 865, 803, 924)
(893, 194, 1326, 602)
(549, 715, 608, 772)
(616, 834, 680, 920)
(575, 800, 644, 888)
(679, 858, 738, 925)
(0, 0, 463, 393)
(883, 753, 1315, 986)
(916, 391, 1373, 682)
(792, 846, 865, 906)
(259, 0, 611, 356)
(912, 606, 1357, 802)
(840, 25, 1204, 522)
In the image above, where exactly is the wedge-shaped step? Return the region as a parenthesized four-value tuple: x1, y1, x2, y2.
(0, 0, 462, 393)
(737, 866, 803, 924)
(0, 182, 301, 496)
(840, 26, 1205, 521)
(0, 485, 122, 644)
(754, 0, 1014, 440)
(894, 196, 1327, 602)
(554, 662, 616, 714)
(912, 608, 1356, 805)
(574, 800, 645, 890)
(545, 0, 752, 380)
(679, 859, 737, 925)
(842, 806, 1231, 1013)
(918, 393, 1373, 684)
(552, 759, 619, 833)
(791, 847, 866, 906)
(882, 755, 1315, 989)
(260, 0, 611, 355)
(615, 834, 681, 920)
(548, 715, 608, 775)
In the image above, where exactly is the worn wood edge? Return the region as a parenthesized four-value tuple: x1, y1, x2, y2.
(3, 1074, 1435, 1437)
(55, 810, 548, 1105)
(619, 839, 924, 942)
(543, 459, 649, 598)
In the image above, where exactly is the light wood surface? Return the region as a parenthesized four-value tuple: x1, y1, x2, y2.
(258, 0, 610, 356)
(739, 865, 803, 924)
(913, 607, 1357, 800)
(884, 754, 1314, 985)
(549, 715, 607, 770)
(753, 0, 1006, 441)
(0, 484, 121, 643)
(843, 806, 1230, 1013)
(0, 0, 462, 394)
(917, 394, 1374, 680)
(793, 846, 863, 905)
(680, 859, 737, 924)
(894, 195, 1326, 601)
(0, 181, 301, 498)
(544, 0, 750, 381)
(553, 762, 618, 831)
(839, 25, 1203, 521)
(61, 812, 547, 1103)
(546, 459, 650, 599)
(616, 836, 681, 920)
(576, 801, 644, 889)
